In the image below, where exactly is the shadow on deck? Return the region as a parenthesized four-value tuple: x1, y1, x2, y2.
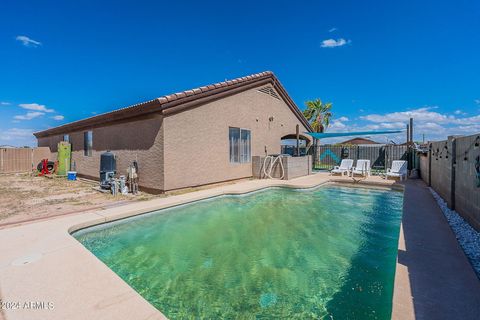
(393, 179, 480, 319)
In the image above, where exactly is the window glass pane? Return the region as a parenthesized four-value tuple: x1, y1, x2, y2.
(240, 129, 251, 163)
(63, 134, 69, 142)
(229, 127, 240, 163)
(84, 131, 93, 156)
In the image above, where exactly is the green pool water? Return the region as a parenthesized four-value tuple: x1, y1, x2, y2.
(74, 185, 403, 319)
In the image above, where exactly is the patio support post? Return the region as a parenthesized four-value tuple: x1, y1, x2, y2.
(296, 124, 300, 157)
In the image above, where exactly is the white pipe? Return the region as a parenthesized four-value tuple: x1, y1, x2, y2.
(262, 155, 285, 180)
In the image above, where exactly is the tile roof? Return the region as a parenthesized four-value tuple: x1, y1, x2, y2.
(34, 71, 312, 137)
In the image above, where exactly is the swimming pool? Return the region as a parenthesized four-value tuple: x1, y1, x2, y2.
(74, 185, 403, 319)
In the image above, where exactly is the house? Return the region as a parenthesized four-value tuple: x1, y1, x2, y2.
(339, 137, 381, 145)
(34, 71, 313, 193)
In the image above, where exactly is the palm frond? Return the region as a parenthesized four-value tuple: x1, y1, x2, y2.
(304, 98, 334, 133)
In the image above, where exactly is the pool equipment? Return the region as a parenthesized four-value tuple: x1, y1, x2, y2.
(57, 141, 71, 176)
(109, 176, 129, 196)
(119, 175, 128, 194)
(127, 161, 139, 194)
(38, 159, 54, 176)
(262, 154, 287, 179)
(100, 151, 117, 189)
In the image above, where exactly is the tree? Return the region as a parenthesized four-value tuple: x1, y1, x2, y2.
(303, 99, 332, 133)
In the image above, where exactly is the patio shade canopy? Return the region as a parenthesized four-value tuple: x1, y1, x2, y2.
(305, 130, 403, 139)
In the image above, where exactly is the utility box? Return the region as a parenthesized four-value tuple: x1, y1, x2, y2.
(57, 141, 71, 176)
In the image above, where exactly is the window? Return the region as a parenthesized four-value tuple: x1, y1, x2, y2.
(84, 131, 93, 156)
(229, 127, 251, 163)
(240, 129, 251, 162)
(63, 134, 69, 142)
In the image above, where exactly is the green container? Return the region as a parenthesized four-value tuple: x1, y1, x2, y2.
(57, 141, 71, 176)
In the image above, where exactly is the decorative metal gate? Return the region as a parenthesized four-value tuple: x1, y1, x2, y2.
(312, 145, 409, 174)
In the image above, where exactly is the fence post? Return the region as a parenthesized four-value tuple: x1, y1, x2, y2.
(31, 148, 34, 172)
(428, 143, 432, 187)
(449, 137, 456, 210)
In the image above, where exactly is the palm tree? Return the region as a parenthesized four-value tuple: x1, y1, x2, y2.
(303, 99, 333, 133)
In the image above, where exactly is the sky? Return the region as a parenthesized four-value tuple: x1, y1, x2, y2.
(1, 0, 479, 146)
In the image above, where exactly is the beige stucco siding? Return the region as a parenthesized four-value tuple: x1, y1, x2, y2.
(162, 86, 310, 191)
(37, 114, 164, 191)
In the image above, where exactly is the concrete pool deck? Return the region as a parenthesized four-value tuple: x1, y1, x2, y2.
(0, 173, 478, 319)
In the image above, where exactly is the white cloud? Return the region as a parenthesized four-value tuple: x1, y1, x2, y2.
(336, 106, 480, 143)
(377, 122, 405, 129)
(0, 128, 36, 146)
(337, 116, 349, 122)
(321, 38, 350, 48)
(14, 112, 45, 120)
(329, 120, 347, 130)
(360, 107, 480, 126)
(1, 102, 11, 106)
(328, 27, 338, 33)
(19, 103, 54, 113)
(15, 35, 41, 47)
(52, 115, 64, 121)
(0, 128, 34, 141)
(360, 107, 450, 123)
(459, 114, 480, 125)
(454, 109, 464, 115)
(421, 122, 446, 130)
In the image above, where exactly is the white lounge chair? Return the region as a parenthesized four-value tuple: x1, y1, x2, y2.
(386, 160, 408, 181)
(331, 159, 354, 176)
(352, 159, 371, 177)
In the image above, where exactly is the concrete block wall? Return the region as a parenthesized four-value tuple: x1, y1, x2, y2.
(430, 139, 453, 206)
(420, 133, 480, 231)
(419, 153, 429, 182)
(454, 134, 480, 230)
(283, 155, 312, 179)
(252, 155, 311, 180)
(0, 147, 51, 173)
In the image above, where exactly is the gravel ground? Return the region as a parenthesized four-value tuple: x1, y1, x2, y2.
(430, 188, 480, 277)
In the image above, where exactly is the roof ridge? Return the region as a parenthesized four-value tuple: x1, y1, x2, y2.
(156, 71, 273, 105)
(34, 71, 313, 137)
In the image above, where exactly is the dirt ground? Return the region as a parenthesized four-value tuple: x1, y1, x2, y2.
(0, 173, 156, 228)
(0, 173, 251, 228)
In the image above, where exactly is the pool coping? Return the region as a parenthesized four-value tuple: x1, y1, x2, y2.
(1, 173, 478, 319)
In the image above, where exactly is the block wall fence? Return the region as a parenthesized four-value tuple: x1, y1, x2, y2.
(419, 133, 480, 231)
(0, 147, 51, 173)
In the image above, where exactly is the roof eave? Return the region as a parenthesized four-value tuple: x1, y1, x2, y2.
(34, 71, 313, 138)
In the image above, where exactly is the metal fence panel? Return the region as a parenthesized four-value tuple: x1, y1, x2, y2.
(313, 145, 409, 174)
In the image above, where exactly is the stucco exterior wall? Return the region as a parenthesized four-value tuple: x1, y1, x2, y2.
(162, 85, 310, 191)
(37, 114, 164, 191)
